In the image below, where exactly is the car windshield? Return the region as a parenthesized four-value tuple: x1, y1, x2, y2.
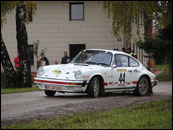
(70, 50, 113, 67)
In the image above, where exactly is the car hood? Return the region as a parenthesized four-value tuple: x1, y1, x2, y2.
(39, 63, 104, 80)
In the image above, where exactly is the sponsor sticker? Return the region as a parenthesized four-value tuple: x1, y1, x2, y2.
(133, 69, 141, 73)
(117, 69, 127, 72)
(52, 70, 61, 75)
(83, 76, 89, 79)
(122, 83, 125, 87)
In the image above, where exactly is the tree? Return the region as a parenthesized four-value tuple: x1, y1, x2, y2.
(138, 24, 172, 78)
(1, 1, 37, 26)
(1, 34, 18, 88)
(1, 1, 37, 88)
(138, 36, 171, 64)
(16, 2, 32, 87)
(102, 1, 172, 44)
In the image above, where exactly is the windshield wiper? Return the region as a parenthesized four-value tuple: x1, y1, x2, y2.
(86, 61, 97, 65)
(97, 63, 109, 66)
(74, 63, 89, 66)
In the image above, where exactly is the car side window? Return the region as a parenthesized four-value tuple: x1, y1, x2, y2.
(129, 57, 139, 67)
(115, 54, 128, 67)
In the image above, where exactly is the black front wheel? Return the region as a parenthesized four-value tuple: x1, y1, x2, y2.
(87, 77, 100, 98)
(44, 90, 56, 97)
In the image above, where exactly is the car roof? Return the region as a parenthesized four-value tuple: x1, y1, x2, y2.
(85, 49, 141, 65)
(85, 49, 127, 55)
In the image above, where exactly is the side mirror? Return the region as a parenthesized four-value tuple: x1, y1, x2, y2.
(112, 64, 116, 69)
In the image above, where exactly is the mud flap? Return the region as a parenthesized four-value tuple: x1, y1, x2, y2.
(148, 83, 153, 95)
(99, 80, 106, 97)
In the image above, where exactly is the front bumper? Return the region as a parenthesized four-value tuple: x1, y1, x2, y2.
(152, 80, 158, 87)
(34, 77, 87, 93)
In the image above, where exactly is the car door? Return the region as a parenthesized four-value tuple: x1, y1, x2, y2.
(107, 54, 140, 91)
(113, 54, 130, 88)
(106, 54, 129, 90)
(128, 57, 141, 88)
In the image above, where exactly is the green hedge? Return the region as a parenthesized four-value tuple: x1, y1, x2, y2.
(1, 72, 14, 88)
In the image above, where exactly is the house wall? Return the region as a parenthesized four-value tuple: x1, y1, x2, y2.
(2, 1, 147, 72)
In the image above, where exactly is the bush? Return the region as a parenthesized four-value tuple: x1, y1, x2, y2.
(155, 64, 172, 81)
(1, 72, 14, 88)
(1, 72, 7, 88)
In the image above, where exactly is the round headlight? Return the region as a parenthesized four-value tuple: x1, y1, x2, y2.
(75, 70, 82, 79)
(37, 67, 44, 76)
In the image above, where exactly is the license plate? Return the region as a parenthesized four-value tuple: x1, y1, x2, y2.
(66, 87, 73, 90)
(45, 85, 62, 91)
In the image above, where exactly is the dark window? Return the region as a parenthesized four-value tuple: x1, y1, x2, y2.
(70, 3, 84, 20)
(28, 45, 34, 65)
(115, 54, 128, 67)
(129, 57, 139, 67)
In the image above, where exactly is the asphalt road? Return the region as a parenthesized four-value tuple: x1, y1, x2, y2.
(1, 81, 172, 126)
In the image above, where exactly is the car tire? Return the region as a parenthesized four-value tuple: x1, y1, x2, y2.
(45, 90, 56, 97)
(87, 77, 100, 98)
(134, 76, 149, 96)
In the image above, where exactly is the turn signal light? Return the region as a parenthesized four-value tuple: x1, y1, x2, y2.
(69, 83, 77, 85)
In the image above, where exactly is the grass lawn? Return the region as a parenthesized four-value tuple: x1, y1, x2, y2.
(3, 98, 172, 129)
(1, 86, 42, 94)
(155, 64, 172, 81)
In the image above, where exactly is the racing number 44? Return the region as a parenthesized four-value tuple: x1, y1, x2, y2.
(119, 73, 125, 85)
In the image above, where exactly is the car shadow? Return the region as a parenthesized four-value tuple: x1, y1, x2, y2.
(44, 92, 135, 99)
(106, 92, 134, 97)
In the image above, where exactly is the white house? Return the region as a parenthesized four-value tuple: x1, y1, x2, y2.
(2, 1, 148, 72)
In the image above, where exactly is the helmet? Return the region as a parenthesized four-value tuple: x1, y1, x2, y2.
(114, 48, 119, 51)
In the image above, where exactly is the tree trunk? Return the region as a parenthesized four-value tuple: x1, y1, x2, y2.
(16, 2, 32, 87)
(1, 34, 19, 88)
(144, 13, 155, 70)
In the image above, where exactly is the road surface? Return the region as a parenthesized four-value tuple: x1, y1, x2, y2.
(1, 81, 172, 126)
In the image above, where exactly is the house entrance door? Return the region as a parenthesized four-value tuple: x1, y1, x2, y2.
(69, 44, 85, 60)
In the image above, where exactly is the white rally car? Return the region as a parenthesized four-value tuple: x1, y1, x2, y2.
(34, 49, 158, 97)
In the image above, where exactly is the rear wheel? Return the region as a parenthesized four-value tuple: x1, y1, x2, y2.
(87, 77, 100, 98)
(44, 90, 56, 97)
(134, 76, 149, 96)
